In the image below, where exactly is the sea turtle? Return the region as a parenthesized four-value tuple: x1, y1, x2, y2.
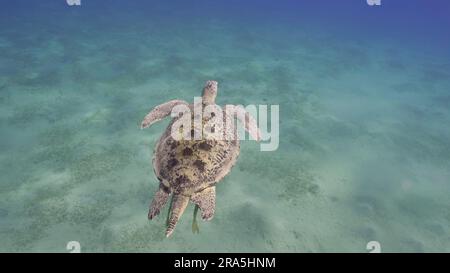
(140, 80, 261, 237)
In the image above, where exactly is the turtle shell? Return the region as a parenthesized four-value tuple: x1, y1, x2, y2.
(153, 106, 240, 196)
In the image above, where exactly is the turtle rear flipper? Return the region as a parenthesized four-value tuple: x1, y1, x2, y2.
(148, 184, 171, 220)
(191, 186, 216, 221)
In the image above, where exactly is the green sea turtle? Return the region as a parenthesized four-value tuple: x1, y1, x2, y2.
(141, 80, 261, 237)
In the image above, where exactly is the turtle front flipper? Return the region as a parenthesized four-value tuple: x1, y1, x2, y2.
(166, 194, 189, 237)
(191, 186, 216, 221)
(148, 184, 171, 220)
(140, 99, 188, 129)
(229, 105, 262, 141)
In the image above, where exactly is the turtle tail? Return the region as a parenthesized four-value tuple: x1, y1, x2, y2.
(165, 194, 189, 237)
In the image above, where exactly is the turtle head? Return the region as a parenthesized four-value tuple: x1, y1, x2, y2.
(202, 80, 218, 105)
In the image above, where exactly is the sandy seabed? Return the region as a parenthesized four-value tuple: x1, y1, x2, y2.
(0, 2, 449, 252)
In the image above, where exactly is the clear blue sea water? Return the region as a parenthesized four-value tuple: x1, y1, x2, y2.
(0, 0, 449, 252)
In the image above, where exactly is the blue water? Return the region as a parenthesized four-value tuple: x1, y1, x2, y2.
(0, 0, 449, 252)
